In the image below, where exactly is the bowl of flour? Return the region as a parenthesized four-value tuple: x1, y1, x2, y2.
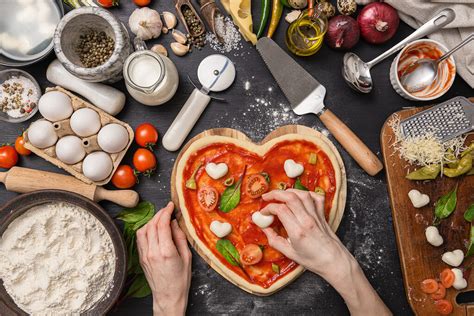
(0, 190, 126, 315)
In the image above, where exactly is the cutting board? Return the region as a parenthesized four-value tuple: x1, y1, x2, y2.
(170, 125, 347, 295)
(380, 100, 474, 315)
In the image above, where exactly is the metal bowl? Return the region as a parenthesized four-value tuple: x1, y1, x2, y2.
(0, 69, 41, 123)
(0, 0, 64, 67)
(0, 190, 127, 315)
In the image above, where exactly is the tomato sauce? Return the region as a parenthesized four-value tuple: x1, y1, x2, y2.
(182, 140, 337, 288)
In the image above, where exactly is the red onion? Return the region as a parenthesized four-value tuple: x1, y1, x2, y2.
(358, 2, 399, 44)
(325, 15, 360, 50)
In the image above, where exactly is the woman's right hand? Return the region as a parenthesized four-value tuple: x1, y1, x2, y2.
(261, 189, 391, 316)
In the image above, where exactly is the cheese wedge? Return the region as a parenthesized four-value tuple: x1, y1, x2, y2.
(228, 0, 257, 45)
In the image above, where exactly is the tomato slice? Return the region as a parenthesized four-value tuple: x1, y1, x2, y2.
(246, 174, 269, 199)
(197, 186, 218, 212)
(431, 283, 446, 300)
(420, 279, 439, 294)
(434, 299, 453, 315)
(240, 244, 263, 266)
(440, 269, 455, 289)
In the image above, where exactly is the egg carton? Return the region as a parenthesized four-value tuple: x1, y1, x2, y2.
(23, 86, 134, 186)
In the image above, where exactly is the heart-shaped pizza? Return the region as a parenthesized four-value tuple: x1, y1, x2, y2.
(172, 126, 346, 295)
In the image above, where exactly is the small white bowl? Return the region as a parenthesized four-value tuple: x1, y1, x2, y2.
(390, 39, 456, 101)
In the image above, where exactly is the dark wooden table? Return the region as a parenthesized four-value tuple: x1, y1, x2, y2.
(1, 1, 472, 315)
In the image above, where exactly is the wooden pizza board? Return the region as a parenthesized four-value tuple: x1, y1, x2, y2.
(380, 98, 474, 315)
(170, 125, 347, 295)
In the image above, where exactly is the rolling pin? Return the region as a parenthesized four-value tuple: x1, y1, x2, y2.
(0, 167, 139, 208)
(46, 59, 126, 116)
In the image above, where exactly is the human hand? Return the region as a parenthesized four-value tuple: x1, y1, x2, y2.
(260, 189, 353, 282)
(261, 190, 391, 316)
(137, 202, 192, 316)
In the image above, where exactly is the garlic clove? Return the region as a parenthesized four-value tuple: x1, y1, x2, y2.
(170, 42, 189, 56)
(172, 30, 188, 45)
(162, 27, 169, 34)
(163, 11, 177, 30)
(151, 44, 168, 57)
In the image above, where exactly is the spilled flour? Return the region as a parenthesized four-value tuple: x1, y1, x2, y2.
(0, 202, 115, 314)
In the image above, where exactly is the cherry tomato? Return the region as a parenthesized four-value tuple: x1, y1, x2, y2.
(133, 0, 151, 7)
(197, 186, 218, 212)
(112, 165, 137, 189)
(430, 283, 446, 300)
(97, 0, 119, 8)
(420, 279, 439, 294)
(440, 269, 455, 289)
(135, 123, 158, 149)
(0, 145, 18, 169)
(14, 136, 31, 156)
(246, 174, 269, 199)
(240, 244, 263, 266)
(133, 148, 157, 175)
(262, 246, 285, 262)
(434, 299, 453, 315)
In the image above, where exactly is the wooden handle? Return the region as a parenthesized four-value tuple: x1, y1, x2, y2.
(94, 187, 139, 208)
(319, 110, 383, 176)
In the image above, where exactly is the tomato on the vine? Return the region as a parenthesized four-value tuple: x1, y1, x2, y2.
(112, 165, 137, 189)
(133, 148, 157, 175)
(97, 0, 119, 8)
(0, 145, 19, 169)
(135, 123, 159, 149)
(15, 136, 31, 156)
(133, 0, 151, 6)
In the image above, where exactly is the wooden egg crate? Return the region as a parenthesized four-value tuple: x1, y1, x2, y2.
(23, 86, 134, 186)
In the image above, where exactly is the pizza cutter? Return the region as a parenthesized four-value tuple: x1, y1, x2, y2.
(162, 54, 236, 151)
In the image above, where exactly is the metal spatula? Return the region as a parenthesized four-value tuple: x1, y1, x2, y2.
(401, 96, 474, 142)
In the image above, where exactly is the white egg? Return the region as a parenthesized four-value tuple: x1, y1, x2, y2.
(70, 108, 101, 137)
(27, 120, 58, 149)
(38, 91, 73, 121)
(55, 136, 85, 165)
(82, 151, 113, 182)
(97, 124, 129, 154)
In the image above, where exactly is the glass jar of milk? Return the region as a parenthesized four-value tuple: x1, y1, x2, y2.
(123, 39, 179, 106)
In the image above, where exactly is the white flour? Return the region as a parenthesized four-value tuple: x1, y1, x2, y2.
(0, 202, 115, 315)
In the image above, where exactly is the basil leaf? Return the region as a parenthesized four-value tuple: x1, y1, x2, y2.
(465, 204, 474, 223)
(220, 180, 242, 213)
(467, 226, 474, 257)
(272, 263, 280, 274)
(126, 274, 152, 298)
(294, 178, 308, 191)
(116, 201, 155, 223)
(216, 239, 240, 266)
(434, 185, 458, 220)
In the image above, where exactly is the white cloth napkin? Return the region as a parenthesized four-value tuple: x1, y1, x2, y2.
(384, 0, 474, 88)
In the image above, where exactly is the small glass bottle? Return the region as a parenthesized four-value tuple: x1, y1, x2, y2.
(123, 38, 179, 106)
(285, 8, 328, 57)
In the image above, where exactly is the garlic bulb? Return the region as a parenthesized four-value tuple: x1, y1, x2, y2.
(129, 7, 163, 40)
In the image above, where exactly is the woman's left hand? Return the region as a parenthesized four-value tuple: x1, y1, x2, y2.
(137, 202, 192, 316)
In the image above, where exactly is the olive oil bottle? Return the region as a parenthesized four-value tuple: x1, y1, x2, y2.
(285, 10, 328, 56)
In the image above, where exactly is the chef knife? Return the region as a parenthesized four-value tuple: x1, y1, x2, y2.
(256, 37, 383, 176)
(0, 166, 139, 208)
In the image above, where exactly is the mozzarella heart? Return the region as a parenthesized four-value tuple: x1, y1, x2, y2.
(284, 159, 304, 179)
(451, 268, 468, 290)
(442, 249, 464, 267)
(408, 189, 430, 208)
(425, 226, 443, 247)
(210, 220, 232, 238)
(252, 211, 274, 229)
(205, 162, 228, 180)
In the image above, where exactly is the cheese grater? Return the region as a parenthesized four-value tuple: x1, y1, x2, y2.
(400, 96, 474, 142)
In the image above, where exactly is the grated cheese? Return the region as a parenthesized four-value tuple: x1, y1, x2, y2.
(388, 114, 467, 171)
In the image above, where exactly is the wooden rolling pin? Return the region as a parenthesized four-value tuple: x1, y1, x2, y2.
(0, 167, 139, 208)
